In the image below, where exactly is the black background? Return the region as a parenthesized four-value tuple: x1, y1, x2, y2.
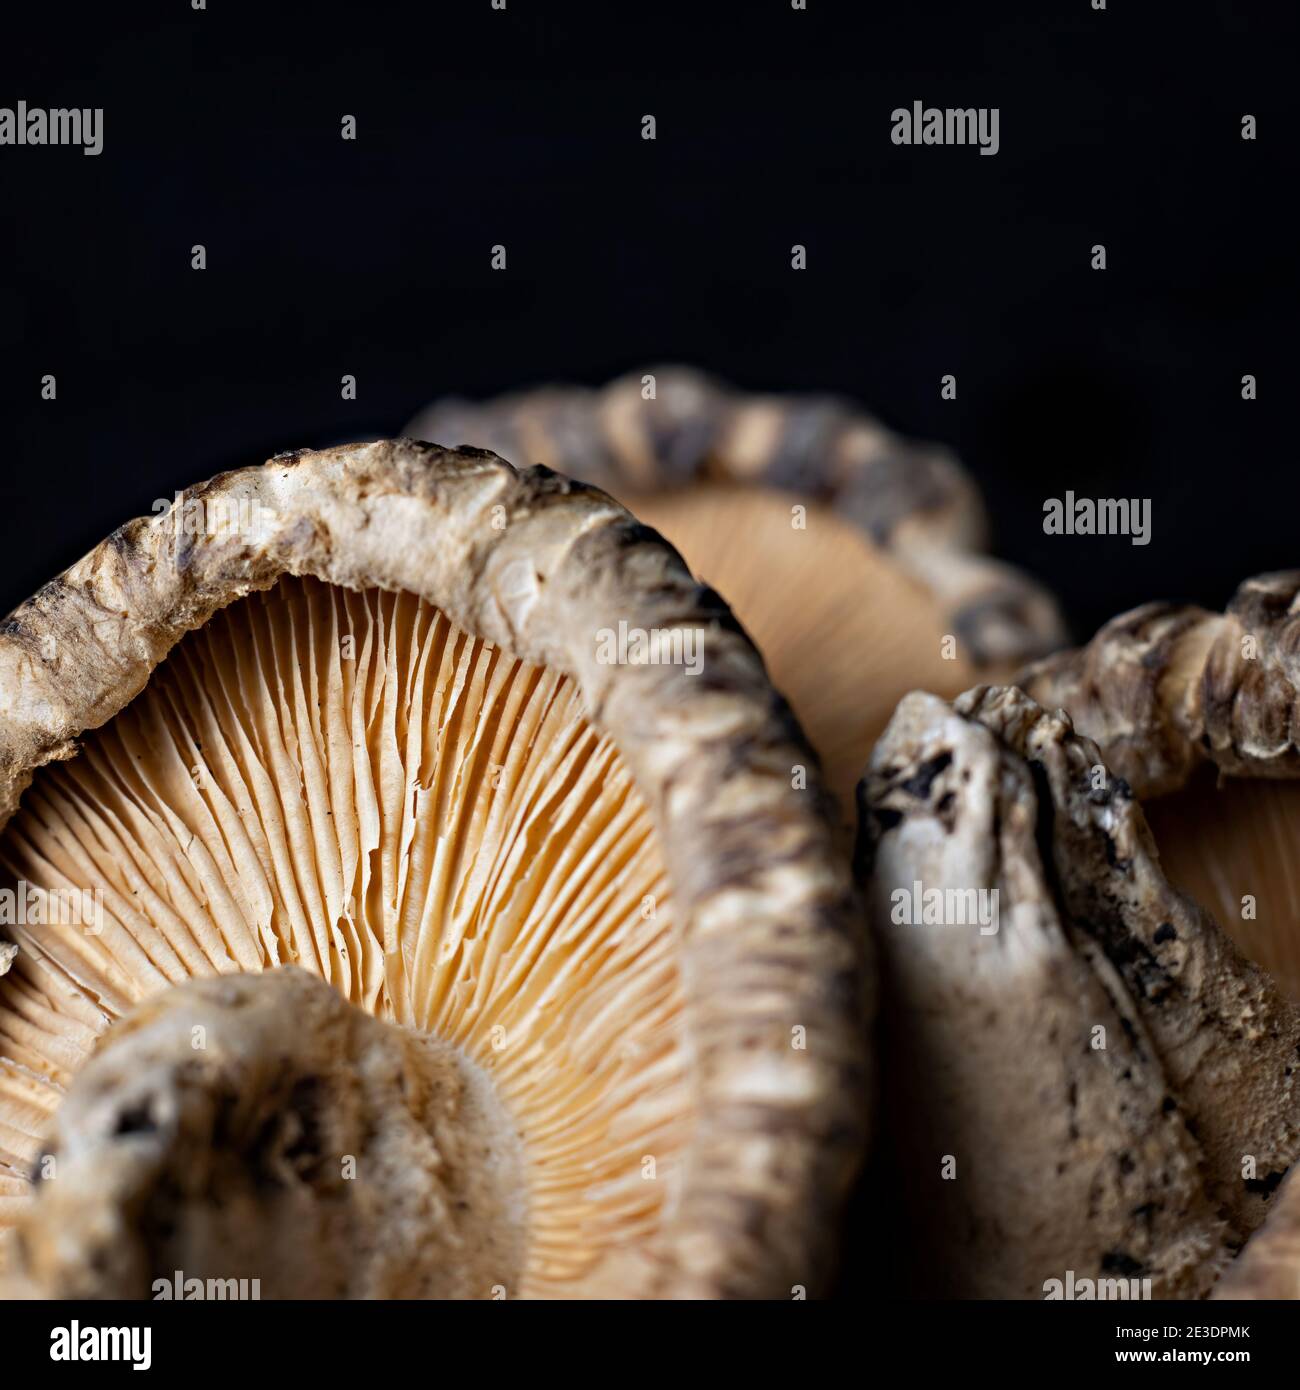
(0, 1, 1295, 640)
(1, 0, 1297, 1310)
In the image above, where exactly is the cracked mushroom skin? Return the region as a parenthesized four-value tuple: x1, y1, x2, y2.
(0, 441, 867, 1299)
(857, 685, 1300, 1300)
(1019, 572, 1300, 1002)
(409, 367, 1065, 808)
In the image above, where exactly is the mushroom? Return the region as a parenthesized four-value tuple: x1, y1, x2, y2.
(0, 441, 867, 1299)
(858, 682, 1300, 1299)
(1020, 571, 1300, 999)
(408, 368, 1065, 808)
(858, 570, 1300, 1299)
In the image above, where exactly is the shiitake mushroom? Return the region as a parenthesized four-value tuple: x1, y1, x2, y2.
(0, 441, 866, 1299)
(857, 572, 1300, 1299)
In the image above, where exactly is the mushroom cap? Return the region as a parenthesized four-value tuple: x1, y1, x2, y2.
(409, 367, 1067, 807)
(857, 682, 1300, 1299)
(1008, 572, 1300, 1298)
(1019, 571, 1300, 799)
(1019, 571, 1300, 998)
(0, 441, 868, 1298)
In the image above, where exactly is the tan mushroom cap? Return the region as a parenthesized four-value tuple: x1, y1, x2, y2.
(0, 441, 867, 1299)
(1003, 572, 1300, 1299)
(857, 683, 1300, 1299)
(408, 367, 1066, 810)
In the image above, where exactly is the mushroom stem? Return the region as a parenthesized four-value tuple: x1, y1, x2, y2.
(7, 968, 525, 1299)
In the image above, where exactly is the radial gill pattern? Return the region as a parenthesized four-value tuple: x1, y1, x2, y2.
(0, 575, 688, 1294)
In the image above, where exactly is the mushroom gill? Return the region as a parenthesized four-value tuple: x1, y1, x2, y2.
(0, 440, 868, 1301)
(0, 575, 686, 1298)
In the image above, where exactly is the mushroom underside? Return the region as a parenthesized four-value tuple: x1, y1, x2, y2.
(1145, 774, 1300, 1002)
(0, 575, 689, 1298)
(623, 484, 996, 811)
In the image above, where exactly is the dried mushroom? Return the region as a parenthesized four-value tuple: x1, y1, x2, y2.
(0, 441, 866, 1299)
(858, 682, 1300, 1299)
(1021, 571, 1300, 1000)
(409, 368, 1064, 807)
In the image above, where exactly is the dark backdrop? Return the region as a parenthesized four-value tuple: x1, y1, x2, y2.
(0, 0, 1295, 642)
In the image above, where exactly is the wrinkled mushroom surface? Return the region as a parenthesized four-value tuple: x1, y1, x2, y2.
(857, 684, 1300, 1299)
(0, 441, 867, 1299)
(13, 968, 525, 1299)
(409, 368, 1065, 807)
(1021, 572, 1300, 1001)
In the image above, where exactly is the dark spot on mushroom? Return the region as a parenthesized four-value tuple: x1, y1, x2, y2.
(1244, 1168, 1288, 1198)
(114, 1099, 158, 1136)
(1081, 914, 1176, 1006)
(283, 1075, 327, 1180)
(900, 751, 952, 801)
